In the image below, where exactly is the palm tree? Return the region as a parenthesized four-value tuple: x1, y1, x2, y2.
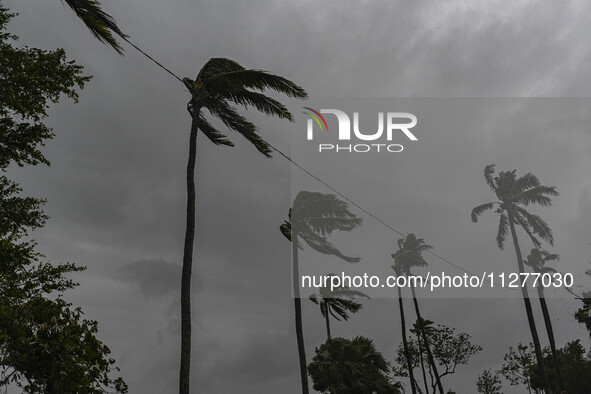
(61, 0, 127, 54)
(525, 248, 563, 391)
(178, 59, 306, 394)
(309, 274, 369, 339)
(471, 164, 558, 393)
(392, 234, 445, 394)
(392, 250, 419, 394)
(280, 191, 362, 394)
(411, 318, 436, 394)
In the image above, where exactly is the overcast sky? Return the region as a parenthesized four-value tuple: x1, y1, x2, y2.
(4, 0, 591, 393)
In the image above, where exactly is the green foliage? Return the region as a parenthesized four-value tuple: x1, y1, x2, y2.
(476, 370, 502, 394)
(501, 341, 591, 394)
(0, 6, 126, 392)
(0, 7, 91, 170)
(61, 0, 126, 54)
(308, 336, 401, 394)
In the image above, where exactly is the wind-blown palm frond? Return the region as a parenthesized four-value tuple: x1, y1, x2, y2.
(203, 69, 308, 98)
(471, 202, 495, 222)
(185, 58, 307, 157)
(391, 250, 427, 275)
(298, 228, 360, 263)
(515, 206, 554, 246)
(292, 191, 362, 236)
(496, 211, 509, 249)
(484, 164, 496, 191)
(524, 248, 559, 274)
(514, 186, 559, 207)
(197, 115, 234, 147)
(62, 0, 126, 54)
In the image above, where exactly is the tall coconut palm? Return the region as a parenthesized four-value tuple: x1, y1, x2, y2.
(411, 318, 436, 394)
(178, 59, 306, 394)
(525, 248, 563, 390)
(471, 164, 558, 394)
(62, 0, 126, 54)
(392, 250, 419, 394)
(392, 234, 445, 394)
(309, 274, 369, 339)
(280, 191, 362, 394)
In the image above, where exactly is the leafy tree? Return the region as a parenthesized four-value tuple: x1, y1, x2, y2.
(501, 341, 591, 394)
(177, 59, 306, 394)
(0, 7, 126, 392)
(281, 191, 361, 394)
(391, 234, 445, 394)
(500, 343, 539, 394)
(524, 248, 563, 389)
(309, 274, 368, 339)
(394, 322, 481, 393)
(308, 336, 401, 394)
(471, 164, 558, 393)
(476, 369, 502, 394)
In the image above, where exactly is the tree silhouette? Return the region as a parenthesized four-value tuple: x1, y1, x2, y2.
(392, 234, 445, 394)
(524, 248, 563, 390)
(308, 336, 401, 394)
(178, 59, 306, 394)
(472, 164, 558, 393)
(61, 0, 126, 53)
(309, 274, 369, 339)
(281, 191, 361, 394)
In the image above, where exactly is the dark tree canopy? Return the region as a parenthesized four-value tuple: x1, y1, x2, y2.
(0, 6, 126, 392)
(308, 336, 401, 394)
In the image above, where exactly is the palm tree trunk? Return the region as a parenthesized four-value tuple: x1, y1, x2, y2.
(179, 108, 200, 394)
(416, 330, 430, 394)
(292, 232, 309, 394)
(398, 286, 417, 394)
(507, 212, 551, 394)
(537, 285, 564, 391)
(409, 284, 445, 394)
(324, 303, 331, 339)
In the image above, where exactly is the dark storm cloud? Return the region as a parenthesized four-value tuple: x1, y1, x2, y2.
(117, 258, 182, 298)
(4, 0, 591, 393)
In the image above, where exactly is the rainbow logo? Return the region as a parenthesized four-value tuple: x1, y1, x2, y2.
(302, 107, 328, 131)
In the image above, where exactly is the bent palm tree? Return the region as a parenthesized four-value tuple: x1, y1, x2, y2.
(525, 248, 563, 390)
(62, 0, 127, 54)
(471, 164, 558, 394)
(280, 191, 361, 394)
(309, 275, 369, 339)
(178, 59, 306, 394)
(392, 234, 445, 394)
(411, 318, 436, 394)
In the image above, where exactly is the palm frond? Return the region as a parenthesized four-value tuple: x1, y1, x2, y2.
(197, 115, 234, 147)
(484, 164, 496, 191)
(196, 58, 244, 82)
(292, 191, 361, 236)
(514, 186, 558, 207)
(471, 202, 495, 222)
(205, 102, 272, 157)
(203, 69, 308, 98)
(496, 212, 509, 249)
(392, 250, 427, 273)
(217, 89, 293, 120)
(299, 227, 360, 263)
(515, 206, 554, 246)
(280, 221, 291, 241)
(512, 172, 540, 194)
(511, 208, 542, 248)
(62, 0, 126, 54)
